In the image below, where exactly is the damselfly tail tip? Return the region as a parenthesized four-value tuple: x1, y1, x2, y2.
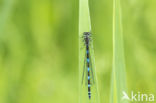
(89, 96, 91, 100)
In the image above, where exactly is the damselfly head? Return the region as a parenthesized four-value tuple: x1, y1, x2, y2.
(83, 32, 91, 39)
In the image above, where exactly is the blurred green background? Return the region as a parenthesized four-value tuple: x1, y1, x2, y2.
(0, 0, 156, 103)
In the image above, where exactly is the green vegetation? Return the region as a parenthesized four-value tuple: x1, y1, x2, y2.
(110, 0, 128, 103)
(79, 0, 100, 102)
(0, 0, 156, 103)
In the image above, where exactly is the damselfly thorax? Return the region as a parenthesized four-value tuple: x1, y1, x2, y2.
(83, 32, 91, 46)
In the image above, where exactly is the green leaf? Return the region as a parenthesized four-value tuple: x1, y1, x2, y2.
(78, 0, 100, 103)
(110, 0, 128, 103)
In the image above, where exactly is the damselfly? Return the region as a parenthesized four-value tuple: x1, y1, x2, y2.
(82, 32, 95, 100)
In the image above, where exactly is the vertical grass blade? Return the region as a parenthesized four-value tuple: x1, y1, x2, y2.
(79, 0, 100, 103)
(110, 0, 128, 103)
(79, 0, 91, 34)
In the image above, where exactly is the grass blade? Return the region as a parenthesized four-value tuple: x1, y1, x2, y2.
(78, 0, 100, 103)
(110, 0, 128, 103)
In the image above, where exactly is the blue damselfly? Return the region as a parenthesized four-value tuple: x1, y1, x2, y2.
(81, 32, 95, 100)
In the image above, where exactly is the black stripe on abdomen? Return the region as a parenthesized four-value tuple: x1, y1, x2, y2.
(86, 46, 91, 99)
